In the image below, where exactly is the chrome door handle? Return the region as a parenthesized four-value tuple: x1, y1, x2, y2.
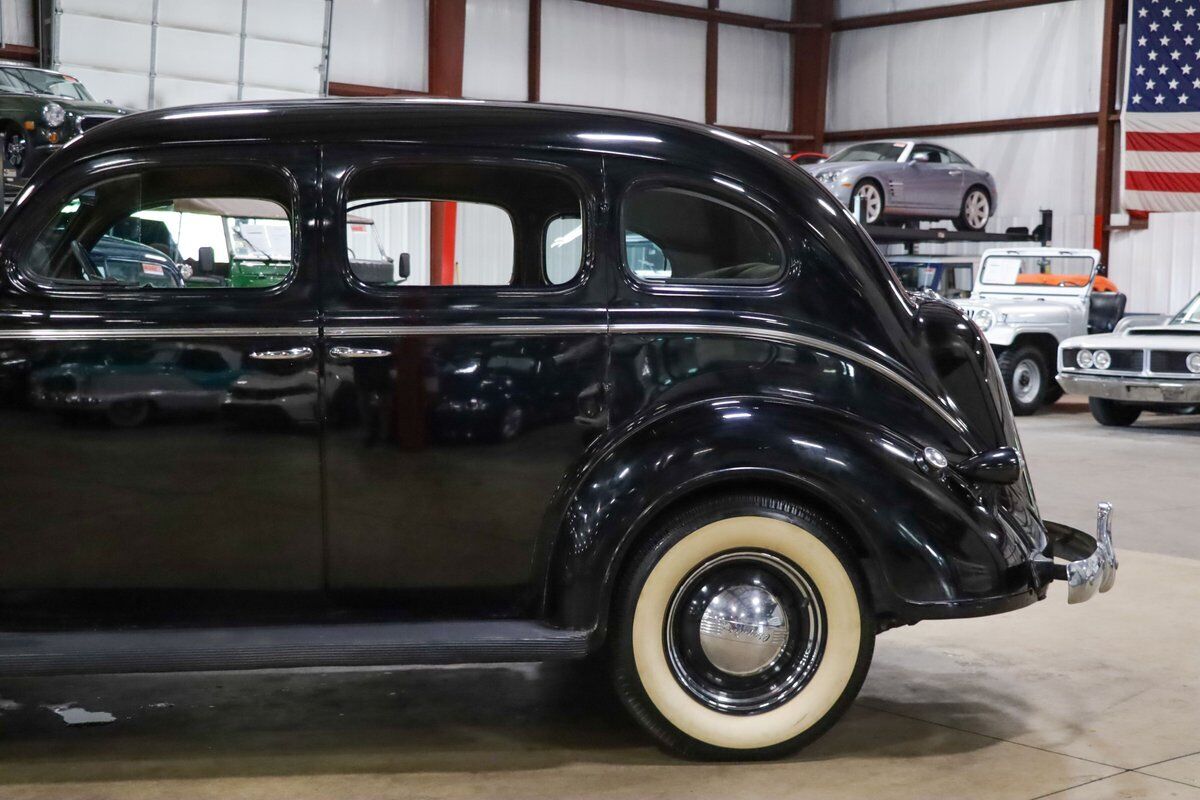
(329, 346, 392, 359)
(948, 169, 962, 176)
(248, 346, 314, 361)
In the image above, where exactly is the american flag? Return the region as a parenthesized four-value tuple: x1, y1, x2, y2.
(1123, 0, 1200, 210)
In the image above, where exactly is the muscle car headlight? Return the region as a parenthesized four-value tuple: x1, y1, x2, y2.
(41, 102, 66, 128)
(1187, 352, 1200, 374)
(1093, 350, 1111, 370)
(1076, 349, 1094, 368)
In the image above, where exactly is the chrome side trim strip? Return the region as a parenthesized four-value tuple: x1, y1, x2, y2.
(611, 322, 966, 434)
(0, 327, 319, 340)
(327, 320, 964, 434)
(0, 321, 962, 434)
(325, 324, 607, 338)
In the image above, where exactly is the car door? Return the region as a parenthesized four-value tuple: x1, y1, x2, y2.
(907, 145, 966, 213)
(318, 145, 610, 615)
(0, 144, 325, 627)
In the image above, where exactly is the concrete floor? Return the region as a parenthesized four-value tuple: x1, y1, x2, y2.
(1, 401, 1198, 799)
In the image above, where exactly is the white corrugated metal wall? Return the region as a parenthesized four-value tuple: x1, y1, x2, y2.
(49, 0, 329, 110)
(827, 0, 1103, 261)
(328, 0, 799, 285)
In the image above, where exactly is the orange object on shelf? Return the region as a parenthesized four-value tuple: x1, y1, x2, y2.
(1015, 274, 1118, 293)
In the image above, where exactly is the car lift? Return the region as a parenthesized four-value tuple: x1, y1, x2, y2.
(858, 206, 1053, 254)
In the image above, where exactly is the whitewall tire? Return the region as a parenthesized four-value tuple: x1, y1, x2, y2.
(612, 494, 874, 760)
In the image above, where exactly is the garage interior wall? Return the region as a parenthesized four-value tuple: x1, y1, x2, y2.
(827, 0, 1103, 259)
(0, 0, 34, 48)
(50, 0, 329, 111)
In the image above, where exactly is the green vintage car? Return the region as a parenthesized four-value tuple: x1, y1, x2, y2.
(0, 65, 129, 183)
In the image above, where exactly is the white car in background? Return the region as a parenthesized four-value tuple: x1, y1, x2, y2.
(953, 248, 1127, 415)
(1057, 290, 1200, 426)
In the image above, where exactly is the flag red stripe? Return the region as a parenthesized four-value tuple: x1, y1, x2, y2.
(1125, 170, 1200, 192)
(1126, 131, 1200, 152)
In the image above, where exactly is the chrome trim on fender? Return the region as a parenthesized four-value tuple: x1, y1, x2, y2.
(328, 321, 966, 434)
(0, 327, 319, 340)
(611, 322, 969, 434)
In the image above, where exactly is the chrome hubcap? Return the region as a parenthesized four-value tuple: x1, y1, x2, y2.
(854, 184, 882, 223)
(665, 550, 825, 714)
(699, 584, 790, 676)
(1013, 358, 1042, 403)
(964, 190, 989, 229)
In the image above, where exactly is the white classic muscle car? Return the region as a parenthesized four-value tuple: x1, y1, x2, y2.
(1057, 290, 1200, 426)
(953, 248, 1127, 415)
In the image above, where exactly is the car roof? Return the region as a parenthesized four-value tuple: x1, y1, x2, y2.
(59, 98, 788, 170)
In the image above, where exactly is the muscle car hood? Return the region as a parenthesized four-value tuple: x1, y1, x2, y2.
(1064, 324, 1200, 351)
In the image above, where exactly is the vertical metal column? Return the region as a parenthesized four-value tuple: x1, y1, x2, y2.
(236, 0, 249, 100)
(146, 0, 160, 109)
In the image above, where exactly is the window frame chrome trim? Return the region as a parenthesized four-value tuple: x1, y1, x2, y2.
(0, 327, 319, 340)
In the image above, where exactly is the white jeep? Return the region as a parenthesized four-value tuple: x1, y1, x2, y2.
(953, 247, 1127, 415)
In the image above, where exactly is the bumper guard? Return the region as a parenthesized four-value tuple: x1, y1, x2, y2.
(1044, 502, 1118, 604)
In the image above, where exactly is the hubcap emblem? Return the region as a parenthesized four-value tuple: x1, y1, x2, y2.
(698, 585, 790, 676)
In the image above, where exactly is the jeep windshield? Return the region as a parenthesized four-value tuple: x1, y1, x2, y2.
(0, 67, 93, 101)
(978, 254, 1098, 292)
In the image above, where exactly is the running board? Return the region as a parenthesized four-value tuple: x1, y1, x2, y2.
(0, 620, 591, 676)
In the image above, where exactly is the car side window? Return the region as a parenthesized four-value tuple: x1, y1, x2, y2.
(19, 164, 295, 290)
(911, 146, 944, 164)
(343, 163, 584, 288)
(621, 185, 783, 285)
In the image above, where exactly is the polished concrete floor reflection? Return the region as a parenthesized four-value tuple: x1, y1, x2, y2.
(1, 401, 1198, 799)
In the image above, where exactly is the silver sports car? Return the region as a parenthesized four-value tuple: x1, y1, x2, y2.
(803, 141, 997, 231)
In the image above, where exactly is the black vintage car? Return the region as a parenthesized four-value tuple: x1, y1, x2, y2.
(0, 100, 1116, 760)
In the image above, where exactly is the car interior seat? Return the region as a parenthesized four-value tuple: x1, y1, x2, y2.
(1088, 292, 1127, 334)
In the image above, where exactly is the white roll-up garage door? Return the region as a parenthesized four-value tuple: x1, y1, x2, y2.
(50, 0, 332, 110)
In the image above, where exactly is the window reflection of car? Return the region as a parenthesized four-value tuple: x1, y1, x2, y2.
(889, 258, 974, 300)
(432, 344, 580, 442)
(222, 365, 326, 428)
(87, 234, 185, 288)
(625, 232, 672, 279)
(29, 343, 241, 427)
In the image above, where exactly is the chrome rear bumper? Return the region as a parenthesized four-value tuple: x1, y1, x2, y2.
(1044, 502, 1118, 604)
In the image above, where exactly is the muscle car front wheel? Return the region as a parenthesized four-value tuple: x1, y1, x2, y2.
(613, 494, 874, 759)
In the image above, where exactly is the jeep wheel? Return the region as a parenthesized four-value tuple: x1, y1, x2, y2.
(612, 493, 874, 760)
(997, 346, 1049, 415)
(1089, 398, 1142, 427)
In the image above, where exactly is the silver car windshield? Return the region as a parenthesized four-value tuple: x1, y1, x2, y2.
(825, 142, 906, 163)
(1173, 292, 1200, 324)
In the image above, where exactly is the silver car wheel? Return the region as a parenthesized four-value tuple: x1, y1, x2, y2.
(963, 189, 990, 230)
(853, 183, 882, 224)
(1012, 357, 1042, 404)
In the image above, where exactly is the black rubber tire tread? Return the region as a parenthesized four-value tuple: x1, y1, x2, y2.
(952, 185, 991, 231)
(851, 179, 885, 225)
(1089, 397, 1142, 427)
(611, 491, 875, 761)
(997, 345, 1049, 416)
